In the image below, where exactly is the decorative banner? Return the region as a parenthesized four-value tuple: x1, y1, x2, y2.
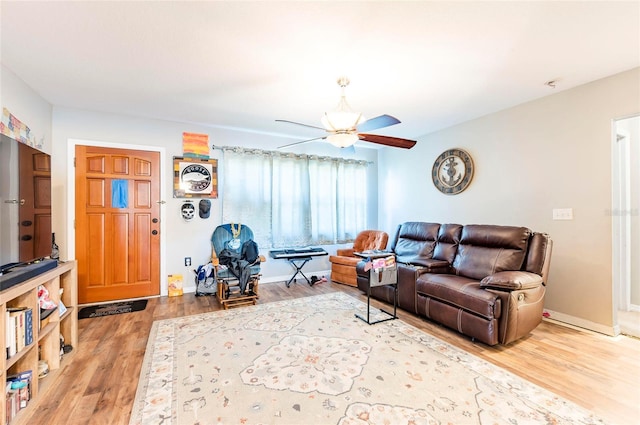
(182, 132, 210, 159)
(0, 107, 43, 148)
(173, 156, 218, 198)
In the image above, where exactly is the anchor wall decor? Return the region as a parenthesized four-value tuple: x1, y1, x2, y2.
(432, 148, 474, 195)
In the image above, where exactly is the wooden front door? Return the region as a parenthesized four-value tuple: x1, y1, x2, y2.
(75, 145, 161, 304)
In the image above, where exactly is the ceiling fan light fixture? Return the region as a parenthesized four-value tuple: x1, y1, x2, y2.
(321, 111, 364, 132)
(320, 76, 365, 131)
(276, 77, 416, 150)
(327, 133, 359, 148)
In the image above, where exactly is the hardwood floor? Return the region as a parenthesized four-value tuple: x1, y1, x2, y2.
(20, 282, 640, 425)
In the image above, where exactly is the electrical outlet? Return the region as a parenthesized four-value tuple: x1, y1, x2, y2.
(552, 208, 573, 220)
(185, 257, 191, 267)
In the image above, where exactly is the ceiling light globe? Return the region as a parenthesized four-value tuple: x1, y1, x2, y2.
(321, 111, 365, 131)
(327, 133, 359, 148)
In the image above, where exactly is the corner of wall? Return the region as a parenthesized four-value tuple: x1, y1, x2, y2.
(543, 309, 617, 337)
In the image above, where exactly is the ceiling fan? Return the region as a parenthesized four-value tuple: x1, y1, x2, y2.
(276, 77, 417, 150)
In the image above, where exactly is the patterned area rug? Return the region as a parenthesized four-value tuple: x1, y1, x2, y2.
(130, 293, 604, 425)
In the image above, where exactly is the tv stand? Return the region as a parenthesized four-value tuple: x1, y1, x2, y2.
(0, 260, 77, 424)
(0, 259, 58, 291)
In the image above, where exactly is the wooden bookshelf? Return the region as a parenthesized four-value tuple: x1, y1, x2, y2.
(0, 261, 77, 424)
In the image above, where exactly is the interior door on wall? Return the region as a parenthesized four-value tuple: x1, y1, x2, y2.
(18, 143, 51, 262)
(75, 145, 161, 303)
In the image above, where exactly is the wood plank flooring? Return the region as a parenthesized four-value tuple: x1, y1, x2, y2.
(18, 282, 640, 425)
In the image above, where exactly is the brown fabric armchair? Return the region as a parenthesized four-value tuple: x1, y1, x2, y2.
(329, 230, 389, 286)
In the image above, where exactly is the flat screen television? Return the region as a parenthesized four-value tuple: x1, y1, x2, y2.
(0, 134, 53, 275)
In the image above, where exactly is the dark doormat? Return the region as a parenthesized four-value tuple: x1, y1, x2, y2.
(78, 299, 148, 319)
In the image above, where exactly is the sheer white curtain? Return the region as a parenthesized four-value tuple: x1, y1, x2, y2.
(271, 153, 311, 247)
(221, 147, 367, 248)
(336, 160, 367, 242)
(221, 149, 272, 247)
(309, 157, 338, 244)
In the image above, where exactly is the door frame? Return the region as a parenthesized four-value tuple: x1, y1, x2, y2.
(67, 138, 168, 297)
(611, 114, 639, 335)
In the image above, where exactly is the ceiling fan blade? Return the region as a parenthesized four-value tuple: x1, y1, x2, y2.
(342, 145, 356, 154)
(359, 133, 417, 149)
(276, 119, 326, 131)
(278, 136, 327, 149)
(356, 114, 401, 132)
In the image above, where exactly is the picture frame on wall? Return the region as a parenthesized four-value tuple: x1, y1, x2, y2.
(173, 156, 218, 198)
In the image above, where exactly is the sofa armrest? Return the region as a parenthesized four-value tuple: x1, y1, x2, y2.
(356, 260, 370, 276)
(418, 259, 451, 273)
(359, 258, 450, 276)
(480, 271, 543, 290)
(336, 248, 355, 257)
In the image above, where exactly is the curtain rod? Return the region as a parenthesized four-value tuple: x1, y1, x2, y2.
(212, 145, 372, 165)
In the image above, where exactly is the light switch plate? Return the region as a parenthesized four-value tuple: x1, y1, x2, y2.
(552, 208, 573, 220)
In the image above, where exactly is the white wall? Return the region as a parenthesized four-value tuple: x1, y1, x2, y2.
(0, 65, 52, 152)
(0, 65, 52, 268)
(7, 59, 639, 331)
(51, 107, 379, 294)
(378, 67, 640, 334)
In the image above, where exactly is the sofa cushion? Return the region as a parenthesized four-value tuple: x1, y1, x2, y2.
(416, 274, 501, 320)
(392, 222, 440, 266)
(433, 223, 463, 263)
(353, 230, 389, 253)
(523, 232, 552, 279)
(480, 271, 543, 290)
(452, 225, 531, 280)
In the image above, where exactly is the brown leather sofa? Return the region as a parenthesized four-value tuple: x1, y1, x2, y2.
(329, 230, 389, 286)
(356, 222, 552, 346)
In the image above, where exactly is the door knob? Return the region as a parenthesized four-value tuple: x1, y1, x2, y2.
(152, 230, 158, 235)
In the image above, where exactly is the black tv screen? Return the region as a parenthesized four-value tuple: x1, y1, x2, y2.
(0, 134, 52, 272)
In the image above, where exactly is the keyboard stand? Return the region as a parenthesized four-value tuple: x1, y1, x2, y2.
(269, 248, 328, 288)
(286, 256, 312, 287)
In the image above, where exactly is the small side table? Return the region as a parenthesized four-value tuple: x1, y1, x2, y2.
(355, 264, 398, 325)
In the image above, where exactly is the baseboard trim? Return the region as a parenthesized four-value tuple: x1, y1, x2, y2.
(543, 309, 617, 336)
(181, 270, 332, 294)
(260, 270, 331, 285)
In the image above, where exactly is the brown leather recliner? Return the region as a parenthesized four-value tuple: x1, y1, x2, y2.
(329, 230, 389, 286)
(356, 222, 553, 346)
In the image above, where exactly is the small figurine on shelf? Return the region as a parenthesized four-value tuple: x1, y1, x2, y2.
(51, 232, 59, 260)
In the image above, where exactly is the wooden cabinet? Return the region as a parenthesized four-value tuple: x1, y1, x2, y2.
(0, 261, 77, 424)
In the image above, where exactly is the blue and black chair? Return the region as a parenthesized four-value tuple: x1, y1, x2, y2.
(211, 223, 264, 309)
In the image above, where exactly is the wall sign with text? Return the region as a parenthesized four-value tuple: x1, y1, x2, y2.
(173, 157, 218, 198)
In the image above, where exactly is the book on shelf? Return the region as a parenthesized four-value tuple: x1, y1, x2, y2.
(5, 307, 33, 358)
(24, 308, 33, 346)
(9, 309, 25, 353)
(5, 313, 15, 359)
(5, 370, 32, 422)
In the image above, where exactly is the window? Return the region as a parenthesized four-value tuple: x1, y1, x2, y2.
(220, 147, 368, 248)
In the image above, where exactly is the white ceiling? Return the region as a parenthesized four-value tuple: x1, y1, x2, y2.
(1, 1, 639, 143)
